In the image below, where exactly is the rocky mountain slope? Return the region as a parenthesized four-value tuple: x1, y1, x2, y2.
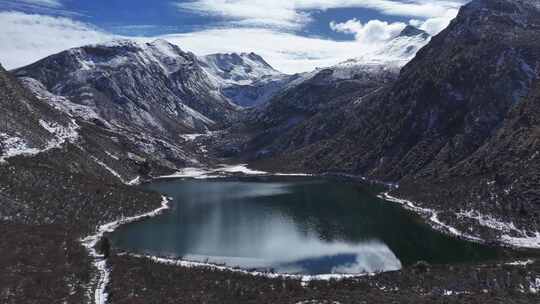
(241, 25, 430, 159)
(0, 64, 77, 162)
(0, 60, 166, 303)
(241, 0, 540, 241)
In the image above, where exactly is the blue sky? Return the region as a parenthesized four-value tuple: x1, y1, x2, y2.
(0, 0, 468, 72)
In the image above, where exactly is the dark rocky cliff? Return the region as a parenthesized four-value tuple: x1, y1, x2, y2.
(243, 0, 540, 237)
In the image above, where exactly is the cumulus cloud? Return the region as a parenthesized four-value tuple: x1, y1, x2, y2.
(409, 7, 460, 36)
(0, 11, 112, 70)
(330, 19, 406, 44)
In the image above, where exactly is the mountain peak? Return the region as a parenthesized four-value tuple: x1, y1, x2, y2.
(201, 52, 282, 84)
(206, 52, 274, 69)
(398, 25, 429, 39)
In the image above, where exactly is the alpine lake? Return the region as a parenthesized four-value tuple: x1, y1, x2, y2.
(110, 176, 509, 275)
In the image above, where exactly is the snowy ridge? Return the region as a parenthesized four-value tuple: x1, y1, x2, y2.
(15, 38, 236, 137)
(199, 52, 292, 107)
(76, 39, 191, 75)
(200, 52, 283, 86)
(81, 196, 170, 304)
(283, 28, 429, 89)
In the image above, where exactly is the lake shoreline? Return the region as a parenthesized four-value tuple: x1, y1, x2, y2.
(107, 168, 537, 275)
(82, 164, 540, 304)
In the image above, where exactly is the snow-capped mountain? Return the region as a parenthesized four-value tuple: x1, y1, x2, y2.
(273, 25, 430, 93)
(201, 52, 282, 86)
(200, 52, 293, 107)
(14, 39, 240, 138)
(247, 25, 430, 130)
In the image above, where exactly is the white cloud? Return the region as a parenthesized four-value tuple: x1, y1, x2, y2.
(0, 11, 112, 70)
(176, 0, 311, 30)
(409, 8, 459, 36)
(13, 0, 63, 7)
(0, 11, 364, 73)
(176, 0, 466, 30)
(0, 11, 428, 74)
(330, 3, 461, 41)
(161, 28, 357, 73)
(0, 1, 459, 73)
(160, 27, 411, 74)
(296, 0, 464, 18)
(169, 1, 463, 74)
(330, 19, 406, 44)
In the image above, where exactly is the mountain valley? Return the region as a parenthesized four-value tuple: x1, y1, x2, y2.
(1, 0, 540, 303)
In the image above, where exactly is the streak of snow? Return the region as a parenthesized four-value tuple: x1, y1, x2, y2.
(90, 156, 127, 184)
(81, 196, 170, 304)
(379, 192, 482, 242)
(104, 151, 120, 160)
(127, 176, 141, 186)
(217, 164, 267, 175)
(381, 192, 540, 249)
(505, 259, 535, 266)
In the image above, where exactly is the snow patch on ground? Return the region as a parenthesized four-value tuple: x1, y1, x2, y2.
(81, 196, 170, 304)
(0, 133, 40, 162)
(180, 133, 206, 141)
(443, 290, 469, 296)
(456, 210, 540, 249)
(0, 120, 79, 163)
(157, 164, 312, 179)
